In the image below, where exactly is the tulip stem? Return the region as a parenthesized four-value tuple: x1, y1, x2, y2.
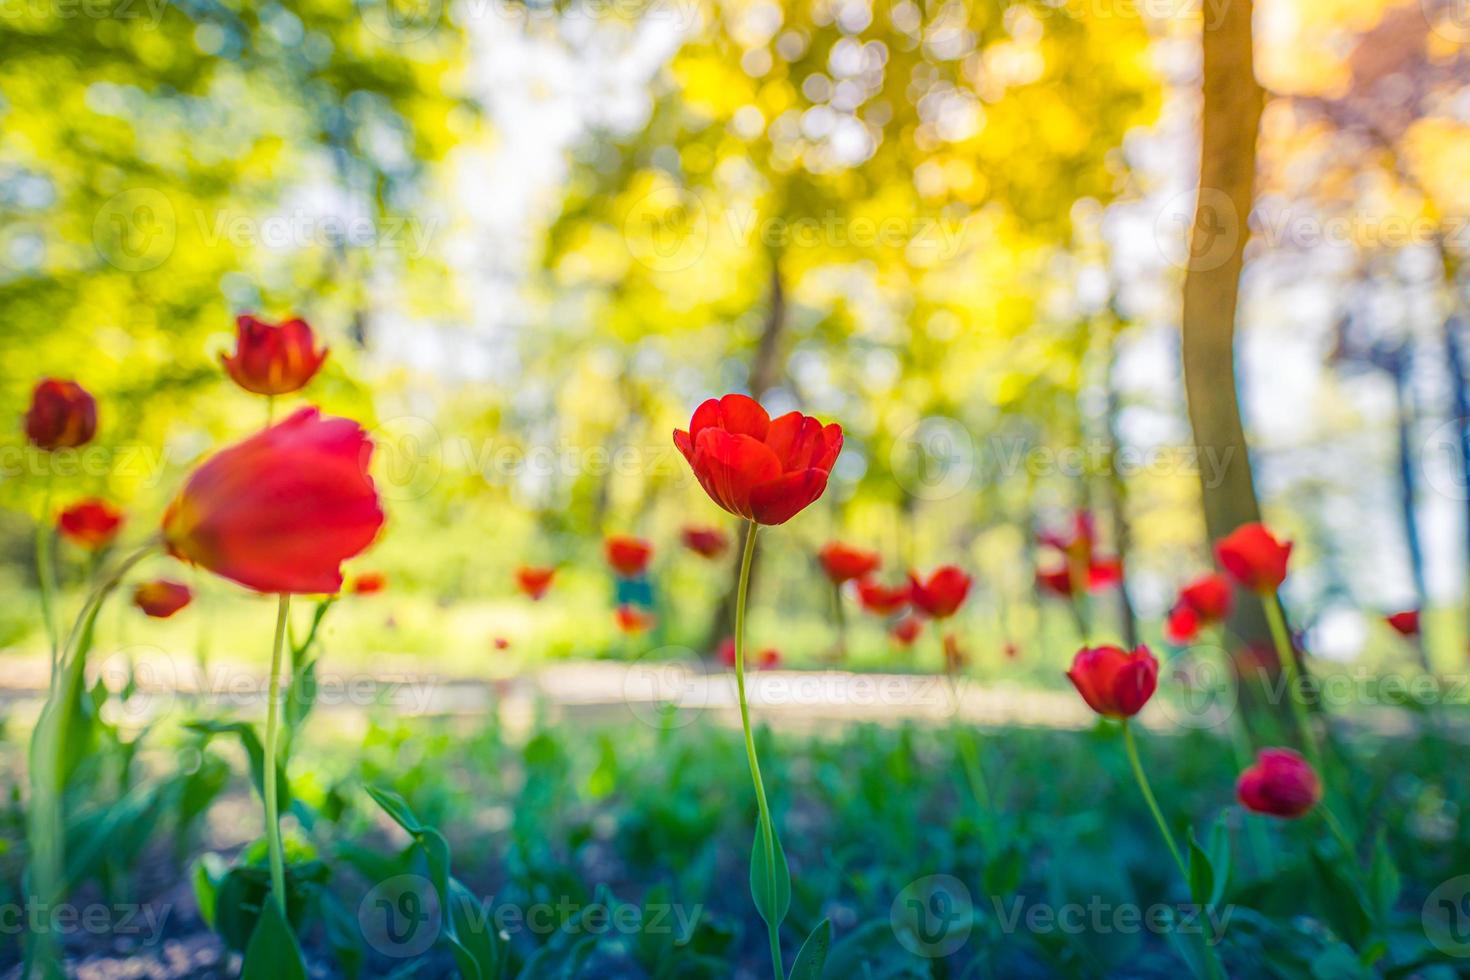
(1319, 806, 1357, 863)
(35, 472, 59, 684)
(946, 671, 997, 851)
(263, 593, 291, 914)
(1262, 598, 1320, 769)
(735, 521, 784, 980)
(1122, 721, 1187, 882)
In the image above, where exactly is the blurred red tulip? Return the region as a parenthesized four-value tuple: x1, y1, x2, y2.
(1216, 523, 1291, 594)
(26, 379, 97, 450)
(891, 616, 923, 646)
(1178, 573, 1233, 621)
(57, 499, 124, 550)
(1036, 566, 1075, 597)
(1165, 604, 1202, 645)
(1066, 644, 1158, 719)
(681, 525, 730, 558)
(818, 542, 881, 584)
(757, 648, 781, 669)
(516, 565, 556, 600)
(909, 566, 971, 619)
(718, 637, 737, 667)
(494, 637, 511, 651)
(718, 638, 780, 669)
(162, 408, 385, 594)
(857, 579, 910, 615)
(133, 580, 193, 618)
(615, 605, 655, 634)
(351, 572, 387, 595)
(1236, 748, 1320, 818)
(1036, 560, 1121, 597)
(673, 393, 842, 526)
(221, 315, 328, 396)
(1038, 510, 1100, 560)
(1385, 610, 1420, 638)
(1003, 641, 1020, 660)
(605, 536, 652, 577)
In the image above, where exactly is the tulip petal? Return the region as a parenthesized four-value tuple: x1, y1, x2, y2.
(692, 428, 782, 519)
(749, 467, 831, 526)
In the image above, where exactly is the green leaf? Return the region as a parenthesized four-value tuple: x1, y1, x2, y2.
(447, 878, 502, 980)
(790, 918, 831, 979)
(749, 813, 791, 928)
(983, 845, 1025, 896)
(241, 897, 307, 980)
(1368, 831, 1400, 921)
(191, 855, 226, 931)
(1207, 816, 1231, 907)
(365, 785, 425, 835)
(1187, 829, 1214, 909)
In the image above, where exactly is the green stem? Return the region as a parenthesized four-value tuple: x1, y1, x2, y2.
(1262, 598, 1320, 769)
(264, 594, 291, 914)
(1319, 806, 1357, 863)
(1123, 721, 1187, 882)
(946, 669, 996, 844)
(266, 395, 276, 426)
(734, 521, 784, 980)
(36, 472, 59, 684)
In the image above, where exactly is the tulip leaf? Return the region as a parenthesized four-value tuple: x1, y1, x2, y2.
(749, 813, 791, 928)
(791, 918, 832, 979)
(365, 785, 426, 836)
(983, 845, 1025, 897)
(1207, 816, 1231, 907)
(1369, 830, 1400, 921)
(241, 896, 307, 980)
(1187, 829, 1214, 910)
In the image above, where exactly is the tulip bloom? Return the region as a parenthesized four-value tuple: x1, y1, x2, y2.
(1236, 748, 1321, 818)
(719, 638, 779, 669)
(221, 315, 329, 396)
(26, 379, 97, 451)
(909, 566, 971, 619)
(1066, 644, 1159, 719)
(818, 542, 880, 584)
(857, 579, 910, 615)
(673, 393, 842, 526)
(1038, 510, 1101, 560)
(1165, 573, 1234, 643)
(1036, 559, 1120, 597)
(1385, 610, 1420, 638)
(614, 605, 655, 634)
(133, 580, 193, 619)
(162, 408, 385, 594)
(516, 565, 556, 600)
(57, 499, 124, 550)
(493, 637, 511, 651)
(351, 572, 387, 595)
(605, 536, 652, 577)
(681, 525, 729, 559)
(1216, 522, 1291, 594)
(891, 616, 923, 647)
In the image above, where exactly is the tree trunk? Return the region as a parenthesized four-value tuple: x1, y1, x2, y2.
(705, 255, 787, 652)
(1445, 318, 1470, 650)
(1179, 0, 1280, 699)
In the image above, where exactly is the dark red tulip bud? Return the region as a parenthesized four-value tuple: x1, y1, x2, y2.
(1066, 644, 1159, 719)
(1385, 610, 1420, 638)
(681, 525, 730, 559)
(1236, 748, 1321, 818)
(26, 379, 97, 450)
(1216, 523, 1291, 594)
(673, 394, 842, 526)
(857, 579, 910, 615)
(133, 580, 193, 618)
(221, 315, 328, 396)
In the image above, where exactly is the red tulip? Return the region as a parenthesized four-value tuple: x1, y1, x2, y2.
(1178, 573, 1233, 622)
(57, 499, 124, 550)
(605, 536, 652, 577)
(1385, 610, 1420, 638)
(1037, 559, 1120, 597)
(614, 605, 655, 634)
(1003, 641, 1020, 660)
(673, 393, 842, 526)
(942, 633, 969, 673)
(857, 579, 910, 615)
(494, 636, 511, 651)
(1216, 522, 1291, 594)
(1038, 510, 1100, 561)
(26, 379, 97, 450)
(516, 565, 556, 600)
(133, 580, 193, 618)
(718, 637, 737, 667)
(351, 572, 387, 595)
(221, 315, 329, 396)
(909, 566, 971, 619)
(818, 542, 881, 584)
(891, 616, 923, 647)
(1236, 748, 1321, 818)
(162, 408, 385, 594)
(1066, 644, 1159, 719)
(681, 525, 730, 559)
(1165, 604, 1202, 645)
(718, 638, 779, 669)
